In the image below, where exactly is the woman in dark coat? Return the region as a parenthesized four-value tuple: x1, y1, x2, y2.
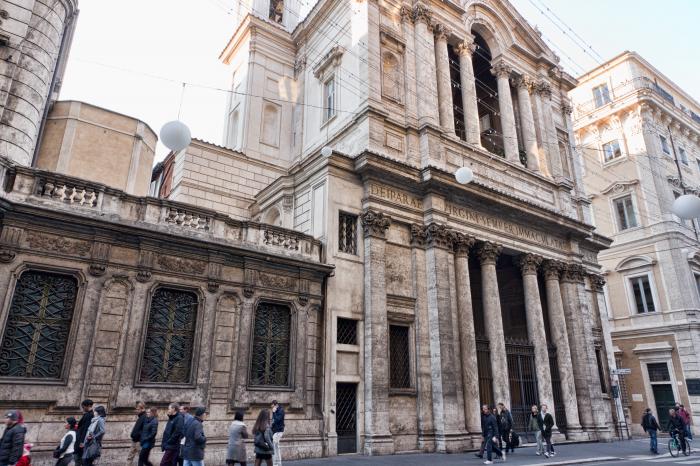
(226, 411, 248, 466)
(139, 408, 159, 466)
(252, 410, 274, 466)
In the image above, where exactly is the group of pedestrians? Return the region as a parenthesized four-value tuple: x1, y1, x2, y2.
(642, 403, 693, 455)
(474, 402, 553, 464)
(0, 399, 286, 466)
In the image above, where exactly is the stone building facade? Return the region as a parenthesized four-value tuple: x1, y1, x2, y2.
(0, 0, 78, 166)
(571, 51, 700, 435)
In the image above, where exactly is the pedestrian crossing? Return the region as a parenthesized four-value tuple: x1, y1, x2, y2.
(626, 453, 700, 464)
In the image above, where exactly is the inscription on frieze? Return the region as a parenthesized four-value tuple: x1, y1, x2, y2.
(369, 183, 423, 209)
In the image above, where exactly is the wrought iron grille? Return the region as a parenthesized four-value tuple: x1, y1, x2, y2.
(506, 338, 539, 433)
(250, 303, 291, 386)
(336, 383, 358, 454)
(337, 318, 357, 345)
(648, 362, 670, 382)
(389, 325, 411, 389)
(0, 271, 77, 379)
(549, 345, 567, 433)
(139, 288, 198, 384)
(338, 212, 358, 255)
(615, 355, 631, 406)
(476, 337, 493, 408)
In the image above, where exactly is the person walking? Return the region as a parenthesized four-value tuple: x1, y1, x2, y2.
(82, 406, 106, 466)
(138, 408, 159, 466)
(641, 408, 660, 455)
(54, 417, 78, 466)
(182, 408, 206, 466)
(270, 401, 284, 466)
(0, 410, 26, 466)
(497, 403, 514, 455)
(253, 409, 274, 466)
(178, 407, 194, 466)
(539, 404, 555, 458)
(528, 405, 544, 456)
(482, 405, 503, 465)
(668, 408, 687, 455)
(475, 406, 488, 459)
(161, 403, 185, 466)
(128, 402, 147, 466)
(75, 400, 94, 466)
(226, 411, 248, 466)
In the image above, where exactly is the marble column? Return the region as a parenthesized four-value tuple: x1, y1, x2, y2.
(514, 75, 540, 171)
(433, 24, 455, 134)
(456, 38, 481, 146)
(542, 260, 583, 437)
(453, 233, 481, 439)
(491, 62, 519, 163)
(412, 5, 439, 127)
(517, 254, 553, 415)
(425, 223, 468, 452)
(360, 209, 394, 455)
(560, 264, 594, 433)
(476, 242, 510, 405)
(536, 81, 563, 178)
(588, 274, 615, 440)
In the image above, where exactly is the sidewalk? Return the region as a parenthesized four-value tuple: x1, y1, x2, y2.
(285, 438, 666, 465)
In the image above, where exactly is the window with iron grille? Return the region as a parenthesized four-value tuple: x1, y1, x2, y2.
(389, 325, 411, 389)
(648, 362, 671, 382)
(337, 317, 357, 345)
(338, 212, 357, 255)
(139, 288, 198, 384)
(0, 271, 78, 379)
(615, 355, 631, 406)
(250, 302, 292, 386)
(595, 347, 608, 394)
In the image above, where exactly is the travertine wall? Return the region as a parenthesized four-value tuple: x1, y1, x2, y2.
(0, 0, 78, 166)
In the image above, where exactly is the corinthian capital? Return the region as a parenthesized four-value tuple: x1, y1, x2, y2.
(535, 80, 552, 98)
(491, 61, 513, 79)
(542, 260, 562, 280)
(476, 241, 502, 265)
(561, 263, 586, 283)
(424, 223, 455, 249)
(517, 253, 542, 275)
(453, 232, 476, 257)
(410, 224, 427, 247)
(412, 4, 431, 26)
(512, 74, 535, 92)
(589, 273, 606, 291)
(399, 5, 413, 23)
(432, 23, 451, 40)
(361, 209, 391, 238)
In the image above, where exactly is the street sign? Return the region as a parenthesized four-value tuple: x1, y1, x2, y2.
(613, 368, 631, 375)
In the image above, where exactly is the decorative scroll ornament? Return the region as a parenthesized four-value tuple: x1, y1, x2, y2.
(0, 226, 22, 263)
(517, 253, 543, 275)
(360, 210, 391, 238)
(453, 232, 476, 257)
(476, 242, 502, 265)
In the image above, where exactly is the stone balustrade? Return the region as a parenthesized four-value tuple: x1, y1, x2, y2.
(0, 157, 322, 262)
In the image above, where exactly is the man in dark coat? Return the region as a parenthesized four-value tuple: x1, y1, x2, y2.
(128, 401, 147, 466)
(642, 408, 660, 454)
(497, 403, 514, 454)
(182, 407, 206, 466)
(161, 403, 185, 466)
(75, 399, 94, 466)
(482, 405, 503, 464)
(0, 410, 25, 466)
(540, 403, 555, 458)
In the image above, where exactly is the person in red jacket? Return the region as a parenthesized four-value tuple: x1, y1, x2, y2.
(15, 444, 31, 466)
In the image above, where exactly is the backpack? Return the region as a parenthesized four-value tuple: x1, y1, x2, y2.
(510, 431, 520, 447)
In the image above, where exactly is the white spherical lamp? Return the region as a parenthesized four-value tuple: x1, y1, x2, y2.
(160, 120, 191, 152)
(455, 166, 474, 185)
(672, 194, 700, 219)
(321, 146, 333, 157)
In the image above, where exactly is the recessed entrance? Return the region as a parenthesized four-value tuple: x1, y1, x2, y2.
(336, 382, 358, 454)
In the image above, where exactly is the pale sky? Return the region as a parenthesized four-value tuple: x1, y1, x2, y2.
(60, 0, 700, 162)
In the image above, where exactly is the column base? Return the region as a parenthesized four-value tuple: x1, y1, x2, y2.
(326, 432, 338, 457)
(363, 434, 395, 456)
(564, 425, 591, 441)
(435, 431, 471, 453)
(418, 432, 437, 452)
(594, 425, 615, 442)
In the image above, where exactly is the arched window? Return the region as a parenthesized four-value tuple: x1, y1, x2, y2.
(0, 271, 78, 379)
(139, 288, 198, 384)
(250, 302, 291, 386)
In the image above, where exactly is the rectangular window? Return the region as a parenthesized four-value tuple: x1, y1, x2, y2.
(338, 212, 357, 255)
(250, 302, 292, 386)
(648, 362, 670, 382)
(389, 325, 411, 389)
(595, 347, 608, 394)
(323, 77, 336, 122)
(593, 84, 611, 108)
(695, 274, 700, 299)
(603, 140, 622, 163)
(337, 318, 358, 345)
(660, 135, 670, 154)
(614, 195, 638, 230)
(679, 147, 688, 165)
(630, 275, 656, 313)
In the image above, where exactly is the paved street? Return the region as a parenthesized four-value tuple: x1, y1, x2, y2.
(287, 439, 699, 465)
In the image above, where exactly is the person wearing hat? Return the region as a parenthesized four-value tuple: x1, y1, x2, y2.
(182, 408, 206, 466)
(75, 400, 94, 466)
(0, 410, 26, 466)
(54, 417, 78, 466)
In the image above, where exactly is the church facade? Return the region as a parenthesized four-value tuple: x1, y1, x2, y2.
(0, 0, 620, 463)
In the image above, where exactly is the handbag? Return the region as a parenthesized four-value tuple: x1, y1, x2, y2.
(84, 439, 101, 460)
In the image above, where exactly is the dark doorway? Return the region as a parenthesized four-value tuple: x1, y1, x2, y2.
(336, 383, 357, 454)
(506, 339, 539, 433)
(652, 384, 675, 431)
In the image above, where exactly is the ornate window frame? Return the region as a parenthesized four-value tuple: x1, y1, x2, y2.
(0, 263, 87, 385)
(133, 283, 205, 389)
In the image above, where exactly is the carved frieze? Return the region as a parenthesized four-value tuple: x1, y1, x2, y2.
(258, 272, 297, 290)
(26, 232, 91, 257)
(156, 255, 207, 275)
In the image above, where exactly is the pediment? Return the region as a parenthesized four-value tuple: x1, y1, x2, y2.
(601, 180, 638, 195)
(615, 255, 655, 272)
